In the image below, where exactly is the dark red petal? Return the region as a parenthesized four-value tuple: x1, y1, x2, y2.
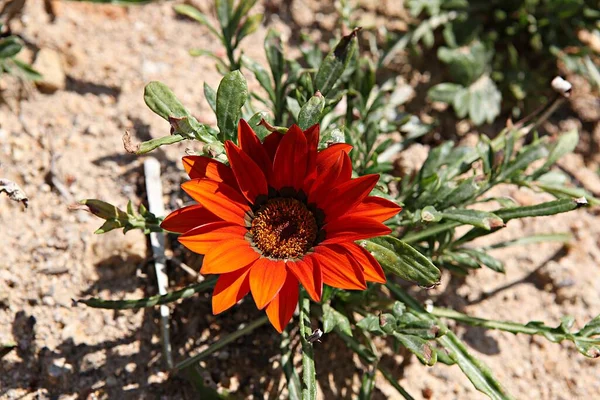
(182, 156, 238, 189)
(334, 242, 386, 283)
(181, 179, 250, 225)
(212, 265, 252, 314)
(348, 196, 402, 222)
(286, 257, 323, 302)
(308, 151, 352, 204)
(237, 119, 273, 179)
(321, 216, 392, 245)
(265, 273, 299, 333)
(225, 141, 268, 204)
(316, 143, 352, 174)
(272, 125, 308, 190)
(319, 174, 380, 222)
(160, 204, 221, 233)
(262, 131, 284, 161)
(313, 245, 366, 290)
(178, 221, 247, 255)
(249, 258, 287, 309)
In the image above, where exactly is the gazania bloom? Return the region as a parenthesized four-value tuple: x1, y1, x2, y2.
(161, 120, 401, 332)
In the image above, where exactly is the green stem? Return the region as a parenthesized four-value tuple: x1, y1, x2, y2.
(378, 367, 415, 400)
(77, 277, 217, 310)
(281, 329, 302, 400)
(432, 307, 599, 345)
(299, 292, 317, 400)
(174, 316, 269, 371)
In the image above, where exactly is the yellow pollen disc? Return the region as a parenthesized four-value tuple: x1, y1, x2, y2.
(250, 197, 317, 259)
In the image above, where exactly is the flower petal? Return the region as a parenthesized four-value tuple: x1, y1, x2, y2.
(265, 273, 299, 333)
(287, 256, 323, 302)
(313, 245, 366, 290)
(182, 156, 238, 189)
(319, 174, 379, 222)
(335, 242, 386, 283)
(262, 131, 284, 161)
(178, 221, 248, 254)
(201, 239, 260, 274)
(237, 119, 273, 179)
(160, 204, 221, 233)
(249, 258, 287, 309)
(348, 196, 403, 222)
(308, 151, 352, 204)
(321, 216, 392, 245)
(225, 141, 268, 204)
(182, 179, 250, 225)
(212, 265, 252, 314)
(272, 125, 308, 190)
(316, 143, 352, 173)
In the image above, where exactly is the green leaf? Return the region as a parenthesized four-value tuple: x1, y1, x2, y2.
(394, 333, 437, 366)
(543, 129, 579, 169)
(468, 75, 501, 126)
(361, 236, 441, 287)
(215, 0, 232, 34)
(486, 233, 572, 250)
(497, 142, 548, 181)
(322, 304, 352, 336)
(421, 205, 442, 222)
(440, 209, 504, 230)
(461, 249, 505, 273)
(357, 315, 385, 335)
(11, 59, 42, 81)
(242, 55, 274, 101)
(173, 4, 223, 42)
(235, 14, 262, 45)
(298, 93, 325, 130)
(0, 37, 22, 58)
(428, 82, 463, 103)
(281, 330, 302, 400)
(494, 198, 585, 221)
(230, 0, 259, 35)
(439, 332, 514, 400)
(314, 28, 359, 97)
(299, 294, 317, 400)
(203, 82, 217, 114)
(136, 134, 187, 154)
(265, 29, 284, 84)
(247, 111, 272, 140)
(216, 70, 248, 141)
(144, 81, 191, 121)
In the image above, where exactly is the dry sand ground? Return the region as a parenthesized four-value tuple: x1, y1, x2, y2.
(1, 1, 600, 399)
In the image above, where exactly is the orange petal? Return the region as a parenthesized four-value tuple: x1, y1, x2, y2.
(212, 265, 252, 314)
(316, 143, 352, 173)
(160, 204, 221, 233)
(201, 239, 260, 274)
(320, 174, 379, 222)
(287, 257, 323, 302)
(182, 156, 238, 189)
(313, 245, 366, 290)
(308, 151, 352, 204)
(334, 242, 386, 283)
(272, 125, 308, 190)
(348, 196, 402, 222)
(265, 274, 299, 333)
(237, 119, 273, 179)
(262, 131, 284, 161)
(178, 221, 248, 254)
(321, 216, 392, 245)
(182, 179, 250, 226)
(225, 141, 268, 204)
(249, 258, 287, 309)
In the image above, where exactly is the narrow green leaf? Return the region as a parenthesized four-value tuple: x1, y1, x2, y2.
(439, 332, 514, 400)
(358, 368, 376, 400)
(462, 249, 505, 273)
(299, 293, 317, 400)
(265, 29, 284, 84)
(242, 55, 274, 101)
(216, 70, 248, 141)
(203, 82, 217, 114)
(440, 209, 504, 230)
(361, 236, 441, 287)
(235, 14, 262, 45)
(314, 28, 359, 96)
(0, 37, 22, 58)
(78, 277, 217, 309)
(357, 315, 385, 335)
(173, 4, 223, 41)
(182, 365, 226, 400)
(281, 329, 302, 400)
(428, 82, 463, 103)
(322, 304, 352, 336)
(144, 81, 191, 121)
(230, 0, 259, 34)
(136, 134, 187, 154)
(215, 0, 231, 34)
(334, 329, 378, 364)
(378, 367, 416, 400)
(247, 111, 272, 140)
(497, 142, 548, 181)
(394, 332, 437, 366)
(494, 198, 585, 221)
(486, 233, 572, 249)
(298, 93, 325, 130)
(11, 59, 42, 81)
(539, 129, 578, 172)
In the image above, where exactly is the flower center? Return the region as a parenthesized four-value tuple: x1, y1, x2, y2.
(250, 197, 318, 259)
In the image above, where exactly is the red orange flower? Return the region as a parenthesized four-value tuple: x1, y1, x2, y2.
(161, 120, 401, 332)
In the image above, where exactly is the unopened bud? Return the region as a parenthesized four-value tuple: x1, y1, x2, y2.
(551, 76, 572, 97)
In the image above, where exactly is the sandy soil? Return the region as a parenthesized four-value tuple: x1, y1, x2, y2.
(1, 1, 599, 399)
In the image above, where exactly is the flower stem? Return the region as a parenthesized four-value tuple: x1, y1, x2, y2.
(299, 292, 317, 400)
(77, 277, 217, 310)
(174, 315, 269, 371)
